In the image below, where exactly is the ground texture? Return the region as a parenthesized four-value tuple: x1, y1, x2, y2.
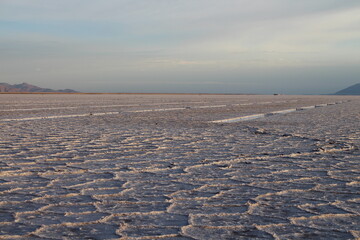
(0, 94, 359, 239)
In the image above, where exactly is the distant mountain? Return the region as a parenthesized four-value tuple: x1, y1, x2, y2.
(0, 82, 79, 93)
(334, 83, 360, 95)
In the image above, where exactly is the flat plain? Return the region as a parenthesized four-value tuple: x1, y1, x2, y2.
(0, 94, 359, 239)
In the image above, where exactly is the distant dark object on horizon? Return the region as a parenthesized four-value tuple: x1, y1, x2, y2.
(0, 82, 79, 93)
(334, 83, 360, 95)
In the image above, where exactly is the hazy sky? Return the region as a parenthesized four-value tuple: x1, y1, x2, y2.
(1, 0, 360, 94)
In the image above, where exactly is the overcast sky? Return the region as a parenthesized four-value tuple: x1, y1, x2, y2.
(1, 0, 359, 94)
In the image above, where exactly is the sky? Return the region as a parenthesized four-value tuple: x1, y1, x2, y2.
(1, 0, 360, 94)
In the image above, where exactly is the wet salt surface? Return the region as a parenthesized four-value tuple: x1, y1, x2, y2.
(0, 94, 359, 239)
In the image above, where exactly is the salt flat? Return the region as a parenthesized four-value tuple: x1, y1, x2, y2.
(0, 94, 359, 239)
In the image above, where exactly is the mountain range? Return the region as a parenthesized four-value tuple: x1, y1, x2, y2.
(0, 83, 78, 93)
(334, 83, 360, 95)
(1, 82, 359, 95)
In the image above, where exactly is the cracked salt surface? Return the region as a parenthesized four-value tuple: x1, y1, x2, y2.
(0, 94, 359, 239)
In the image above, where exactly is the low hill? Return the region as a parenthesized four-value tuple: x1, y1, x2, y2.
(0, 83, 78, 93)
(334, 83, 360, 95)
